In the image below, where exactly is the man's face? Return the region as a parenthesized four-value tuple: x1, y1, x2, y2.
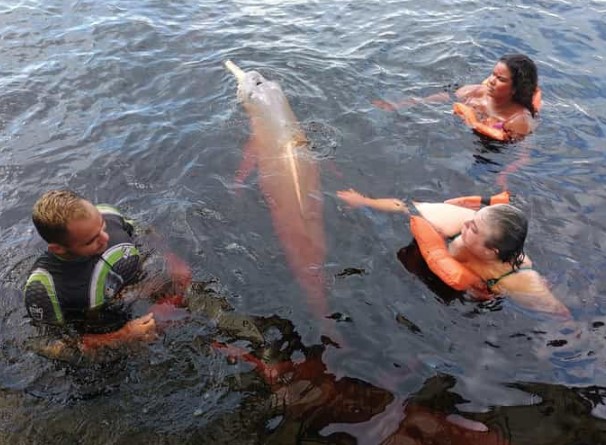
(60, 201, 110, 258)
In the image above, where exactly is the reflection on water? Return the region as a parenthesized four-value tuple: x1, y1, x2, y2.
(2, 0, 606, 443)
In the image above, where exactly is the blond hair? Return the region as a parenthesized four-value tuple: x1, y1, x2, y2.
(32, 190, 91, 245)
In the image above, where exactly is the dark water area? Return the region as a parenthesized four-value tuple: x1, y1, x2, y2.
(2, 0, 606, 443)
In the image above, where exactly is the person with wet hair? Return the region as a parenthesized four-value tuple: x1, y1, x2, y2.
(374, 53, 540, 141)
(453, 53, 540, 140)
(24, 189, 191, 360)
(481, 204, 528, 270)
(337, 189, 569, 317)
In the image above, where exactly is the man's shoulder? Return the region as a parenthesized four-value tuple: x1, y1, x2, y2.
(96, 204, 123, 217)
(97, 204, 137, 234)
(25, 264, 54, 289)
(24, 252, 92, 295)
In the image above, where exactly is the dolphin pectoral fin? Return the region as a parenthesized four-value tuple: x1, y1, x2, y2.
(235, 137, 258, 187)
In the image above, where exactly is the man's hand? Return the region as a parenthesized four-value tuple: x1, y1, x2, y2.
(125, 313, 157, 342)
(80, 312, 157, 352)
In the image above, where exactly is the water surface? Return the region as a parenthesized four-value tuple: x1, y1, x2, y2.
(2, 1, 606, 443)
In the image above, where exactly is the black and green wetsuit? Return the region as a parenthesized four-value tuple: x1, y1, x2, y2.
(24, 204, 141, 329)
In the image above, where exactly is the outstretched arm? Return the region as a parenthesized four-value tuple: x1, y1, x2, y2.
(455, 83, 485, 101)
(373, 82, 484, 112)
(373, 92, 450, 112)
(337, 189, 409, 213)
(337, 188, 475, 238)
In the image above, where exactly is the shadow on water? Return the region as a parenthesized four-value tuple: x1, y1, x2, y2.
(3, 270, 606, 444)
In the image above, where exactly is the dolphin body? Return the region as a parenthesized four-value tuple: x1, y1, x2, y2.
(225, 60, 327, 321)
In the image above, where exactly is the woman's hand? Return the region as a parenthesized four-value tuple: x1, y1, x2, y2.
(453, 102, 479, 127)
(338, 189, 409, 213)
(337, 189, 370, 208)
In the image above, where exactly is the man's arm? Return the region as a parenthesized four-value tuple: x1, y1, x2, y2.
(100, 204, 192, 294)
(27, 313, 157, 362)
(80, 313, 157, 352)
(25, 270, 65, 326)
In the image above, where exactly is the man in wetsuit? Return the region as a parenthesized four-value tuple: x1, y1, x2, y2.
(24, 189, 190, 358)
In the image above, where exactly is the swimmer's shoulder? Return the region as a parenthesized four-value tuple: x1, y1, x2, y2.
(503, 108, 535, 138)
(455, 83, 486, 100)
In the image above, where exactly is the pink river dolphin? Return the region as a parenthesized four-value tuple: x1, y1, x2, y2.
(225, 60, 328, 323)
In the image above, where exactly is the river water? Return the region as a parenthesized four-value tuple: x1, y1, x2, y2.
(2, 1, 606, 444)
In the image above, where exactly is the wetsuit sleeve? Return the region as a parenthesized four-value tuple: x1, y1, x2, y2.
(96, 203, 135, 237)
(24, 269, 64, 326)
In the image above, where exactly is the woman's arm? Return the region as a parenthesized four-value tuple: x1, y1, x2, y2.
(502, 111, 534, 140)
(497, 270, 570, 318)
(337, 189, 475, 237)
(337, 189, 409, 213)
(455, 84, 485, 100)
(373, 92, 451, 111)
(373, 83, 485, 112)
(412, 202, 475, 237)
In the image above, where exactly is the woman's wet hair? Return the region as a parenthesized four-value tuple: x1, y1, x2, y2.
(499, 54, 538, 116)
(484, 204, 528, 269)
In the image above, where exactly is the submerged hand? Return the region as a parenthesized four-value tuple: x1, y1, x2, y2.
(126, 313, 157, 342)
(372, 99, 397, 112)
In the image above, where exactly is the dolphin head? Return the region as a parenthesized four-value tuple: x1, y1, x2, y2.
(225, 60, 288, 114)
(238, 70, 286, 111)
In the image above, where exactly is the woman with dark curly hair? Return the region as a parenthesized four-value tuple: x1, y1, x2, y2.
(374, 53, 540, 141)
(453, 54, 540, 141)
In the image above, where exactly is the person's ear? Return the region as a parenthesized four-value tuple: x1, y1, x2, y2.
(48, 243, 68, 256)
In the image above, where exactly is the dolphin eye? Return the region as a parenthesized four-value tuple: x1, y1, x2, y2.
(256, 80, 262, 86)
